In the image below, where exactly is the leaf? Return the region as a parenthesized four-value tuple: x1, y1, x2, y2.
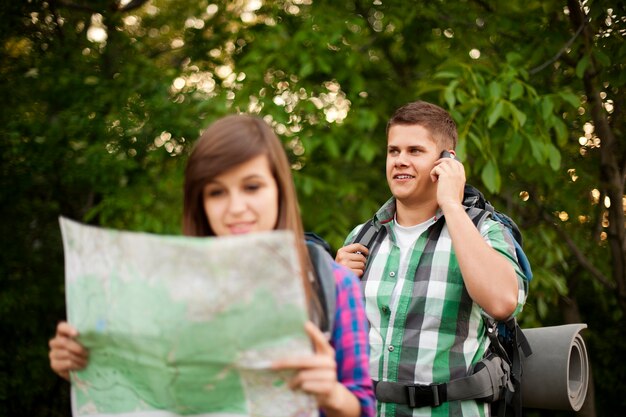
(528, 137, 545, 164)
(503, 132, 523, 164)
(299, 61, 314, 78)
(434, 71, 460, 79)
(509, 82, 524, 101)
(541, 96, 555, 120)
(301, 176, 314, 196)
(444, 81, 457, 109)
(487, 101, 504, 128)
(537, 297, 548, 319)
(507, 102, 527, 127)
(358, 142, 378, 163)
(456, 89, 470, 104)
(455, 137, 467, 161)
(481, 159, 501, 193)
(323, 136, 340, 158)
(575, 55, 590, 79)
(558, 91, 580, 109)
(488, 81, 502, 100)
(551, 116, 569, 147)
(468, 131, 484, 152)
(593, 48, 611, 67)
(505, 52, 523, 64)
(547, 142, 561, 171)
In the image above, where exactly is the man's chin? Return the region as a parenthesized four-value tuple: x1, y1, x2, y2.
(391, 191, 416, 204)
(392, 190, 435, 206)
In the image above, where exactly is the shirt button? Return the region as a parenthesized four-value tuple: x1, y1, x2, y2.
(389, 271, 396, 277)
(381, 306, 388, 313)
(388, 345, 395, 352)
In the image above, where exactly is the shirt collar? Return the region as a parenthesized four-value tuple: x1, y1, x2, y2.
(373, 197, 444, 227)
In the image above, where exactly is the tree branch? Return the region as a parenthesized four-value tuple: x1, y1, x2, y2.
(115, 0, 150, 13)
(54, 0, 149, 14)
(529, 21, 586, 74)
(541, 210, 615, 291)
(54, 0, 99, 13)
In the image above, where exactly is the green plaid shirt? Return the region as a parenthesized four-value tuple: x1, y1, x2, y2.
(345, 198, 528, 417)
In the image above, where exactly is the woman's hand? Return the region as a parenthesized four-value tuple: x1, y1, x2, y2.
(272, 321, 361, 417)
(48, 321, 89, 381)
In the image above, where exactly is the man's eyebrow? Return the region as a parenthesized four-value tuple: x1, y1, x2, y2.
(387, 144, 426, 150)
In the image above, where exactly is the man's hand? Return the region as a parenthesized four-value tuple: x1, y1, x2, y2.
(335, 244, 369, 277)
(430, 155, 465, 210)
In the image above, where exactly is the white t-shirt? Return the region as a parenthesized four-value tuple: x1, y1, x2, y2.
(389, 214, 437, 310)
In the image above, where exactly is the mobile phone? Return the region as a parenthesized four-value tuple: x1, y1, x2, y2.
(440, 150, 455, 159)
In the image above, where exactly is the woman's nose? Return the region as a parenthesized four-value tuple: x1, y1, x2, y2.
(227, 192, 247, 214)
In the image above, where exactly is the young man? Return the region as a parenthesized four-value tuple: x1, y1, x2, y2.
(336, 101, 528, 417)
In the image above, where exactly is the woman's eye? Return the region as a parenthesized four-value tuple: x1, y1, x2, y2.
(205, 189, 224, 198)
(244, 183, 261, 192)
(388, 149, 399, 155)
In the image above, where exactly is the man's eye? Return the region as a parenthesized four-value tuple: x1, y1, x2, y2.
(388, 149, 399, 155)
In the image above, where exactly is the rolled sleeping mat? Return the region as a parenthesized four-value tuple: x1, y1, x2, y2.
(521, 323, 589, 411)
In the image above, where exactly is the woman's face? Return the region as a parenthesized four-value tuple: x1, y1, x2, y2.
(202, 154, 279, 236)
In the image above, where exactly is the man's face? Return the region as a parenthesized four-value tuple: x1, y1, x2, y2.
(386, 124, 440, 205)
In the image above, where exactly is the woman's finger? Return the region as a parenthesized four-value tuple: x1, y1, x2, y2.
(55, 321, 78, 338)
(305, 321, 335, 357)
(49, 336, 89, 358)
(289, 369, 337, 391)
(272, 353, 335, 370)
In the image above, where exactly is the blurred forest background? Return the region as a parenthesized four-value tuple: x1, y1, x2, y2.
(1, 0, 624, 416)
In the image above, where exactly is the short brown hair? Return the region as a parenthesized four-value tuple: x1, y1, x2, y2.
(387, 101, 458, 150)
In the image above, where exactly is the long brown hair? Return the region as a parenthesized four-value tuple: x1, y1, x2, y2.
(183, 114, 320, 314)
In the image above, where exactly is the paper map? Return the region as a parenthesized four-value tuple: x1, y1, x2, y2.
(59, 217, 317, 417)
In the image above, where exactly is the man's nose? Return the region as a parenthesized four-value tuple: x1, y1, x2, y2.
(394, 151, 408, 166)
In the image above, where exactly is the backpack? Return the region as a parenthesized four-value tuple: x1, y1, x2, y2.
(351, 184, 533, 417)
(305, 234, 337, 335)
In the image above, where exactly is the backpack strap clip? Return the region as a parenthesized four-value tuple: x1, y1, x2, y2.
(407, 383, 447, 408)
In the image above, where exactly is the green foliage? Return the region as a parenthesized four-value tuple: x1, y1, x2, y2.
(2, 0, 625, 415)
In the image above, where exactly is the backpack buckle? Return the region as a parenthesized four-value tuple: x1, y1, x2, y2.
(406, 383, 446, 408)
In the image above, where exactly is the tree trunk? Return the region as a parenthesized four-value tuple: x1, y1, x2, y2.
(567, 0, 626, 315)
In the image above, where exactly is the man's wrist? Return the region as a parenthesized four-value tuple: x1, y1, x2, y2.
(439, 201, 465, 214)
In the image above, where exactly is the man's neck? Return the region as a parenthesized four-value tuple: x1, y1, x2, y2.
(394, 198, 439, 227)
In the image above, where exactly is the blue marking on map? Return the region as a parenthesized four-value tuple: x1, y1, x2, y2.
(95, 318, 107, 332)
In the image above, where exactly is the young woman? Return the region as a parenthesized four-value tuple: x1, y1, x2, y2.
(49, 114, 375, 417)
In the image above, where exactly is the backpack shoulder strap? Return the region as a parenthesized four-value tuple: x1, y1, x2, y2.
(306, 241, 336, 335)
(351, 218, 380, 249)
(349, 218, 387, 282)
(467, 206, 492, 229)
